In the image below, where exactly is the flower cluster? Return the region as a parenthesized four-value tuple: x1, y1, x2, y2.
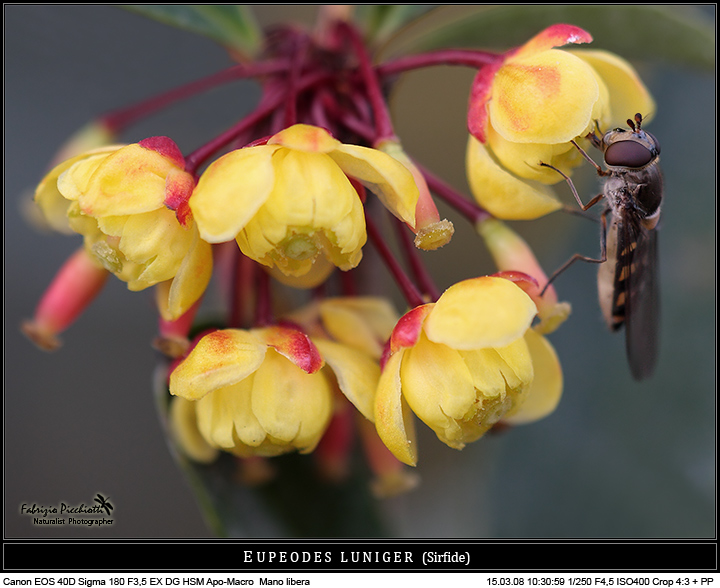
(24, 14, 654, 498)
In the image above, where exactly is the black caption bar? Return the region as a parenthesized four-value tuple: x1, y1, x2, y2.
(3, 540, 717, 572)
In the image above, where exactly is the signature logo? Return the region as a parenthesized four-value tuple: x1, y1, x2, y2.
(93, 493, 114, 516)
(20, 492, 116, 527)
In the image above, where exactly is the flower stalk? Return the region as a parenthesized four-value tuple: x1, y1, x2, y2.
(22, 248, 108, 351)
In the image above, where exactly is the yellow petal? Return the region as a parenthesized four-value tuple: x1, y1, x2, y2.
(238, 149, 366, 275)
(165, 226, 213, 320)
(374, 349, 418, 466)
(56, 151, 117, 202)
(169, 396, 219, 463)
(117, 207, 194, 284)
(486, 123, 584, 184)
(319, 297, 398, 359)
(266, 257, 335, 289)
(495, 336, 534, 390)
(268, 123, 341, 153)
(504, 329, 563, 424)
(459, 348, 511, 399)
(77, 144, 177, 217)
(313, 338, 381, 422)
(250, 348, 333, 452)
(466, 135, 562, 220)
(195, 378, 264, 449)
(400, 333, 475, 448)
(490, 49, 599, 144)
(169, 329, 267, 401)
(329, 143, 419, 226)
(37, 146, 123, 233)
(263, 150, 355, 232)
(424, 276, 537, 350)
(190, 145, 278, 243)
(570, 49, 656, 129)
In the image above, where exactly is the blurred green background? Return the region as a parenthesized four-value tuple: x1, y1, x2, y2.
(4, 5, 715, 538)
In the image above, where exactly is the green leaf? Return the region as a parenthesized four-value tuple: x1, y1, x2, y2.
(122, 5, 263, 58)
(153, 363, 388, 538)
(355, 5, 438, 49)
(379, 5, 715, 70)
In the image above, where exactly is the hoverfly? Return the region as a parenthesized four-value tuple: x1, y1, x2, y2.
(541, 113, 662, 380)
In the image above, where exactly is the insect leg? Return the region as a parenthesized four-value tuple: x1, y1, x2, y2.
(540, 210, 609, 296)
(569, 140, 609, 176)
(538, 161, 605, 211)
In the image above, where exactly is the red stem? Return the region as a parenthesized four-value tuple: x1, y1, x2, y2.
(254, 266, 273, 328)
(283, 36, 310, 128)
(420, 164, 491, 225)
(101, 60, 290, 133)
(338, 21, 396, 143)
(184, 70, 331, 174)
(365, 212, 424, 309)
(375, 49, 502, 78)
(393, 216, 441, 302)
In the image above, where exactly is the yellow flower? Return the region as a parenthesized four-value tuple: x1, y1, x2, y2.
(374, 276, 562, 466)
(477, 218, 571, 334)
(40, 137, 213, 320)
(169, 325, 380, 458)
(466, 24, 655, 220)
(189, 124, 419, 287)
(288, 296, 399, 360)
(35, 144, 123, 235)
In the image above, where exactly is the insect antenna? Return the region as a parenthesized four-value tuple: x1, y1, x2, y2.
(627, 113, 643, 132)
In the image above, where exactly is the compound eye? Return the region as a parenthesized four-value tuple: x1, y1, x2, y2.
(605, 140, 654, 168)
(646, 132, 661, 154)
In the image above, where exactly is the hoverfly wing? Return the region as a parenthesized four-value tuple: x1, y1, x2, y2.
(617, 214, 660, 380)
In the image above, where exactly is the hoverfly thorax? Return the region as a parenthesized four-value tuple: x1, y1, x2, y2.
(596, 114, 663, 228)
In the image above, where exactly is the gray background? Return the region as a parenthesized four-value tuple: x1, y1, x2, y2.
(5, 5, 715, 538)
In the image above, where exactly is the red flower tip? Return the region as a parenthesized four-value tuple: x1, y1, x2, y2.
(389, 304, 432, 354)
(139, 136, 186, 169)
(262, 325, 324, 374)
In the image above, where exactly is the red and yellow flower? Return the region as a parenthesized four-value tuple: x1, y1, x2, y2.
(35, 137, 212, 320)
(466, 24, 655, 220)
(189, 124, 419, 287)
(169, 324, 381, 458)
(374, 276, 563, 466)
